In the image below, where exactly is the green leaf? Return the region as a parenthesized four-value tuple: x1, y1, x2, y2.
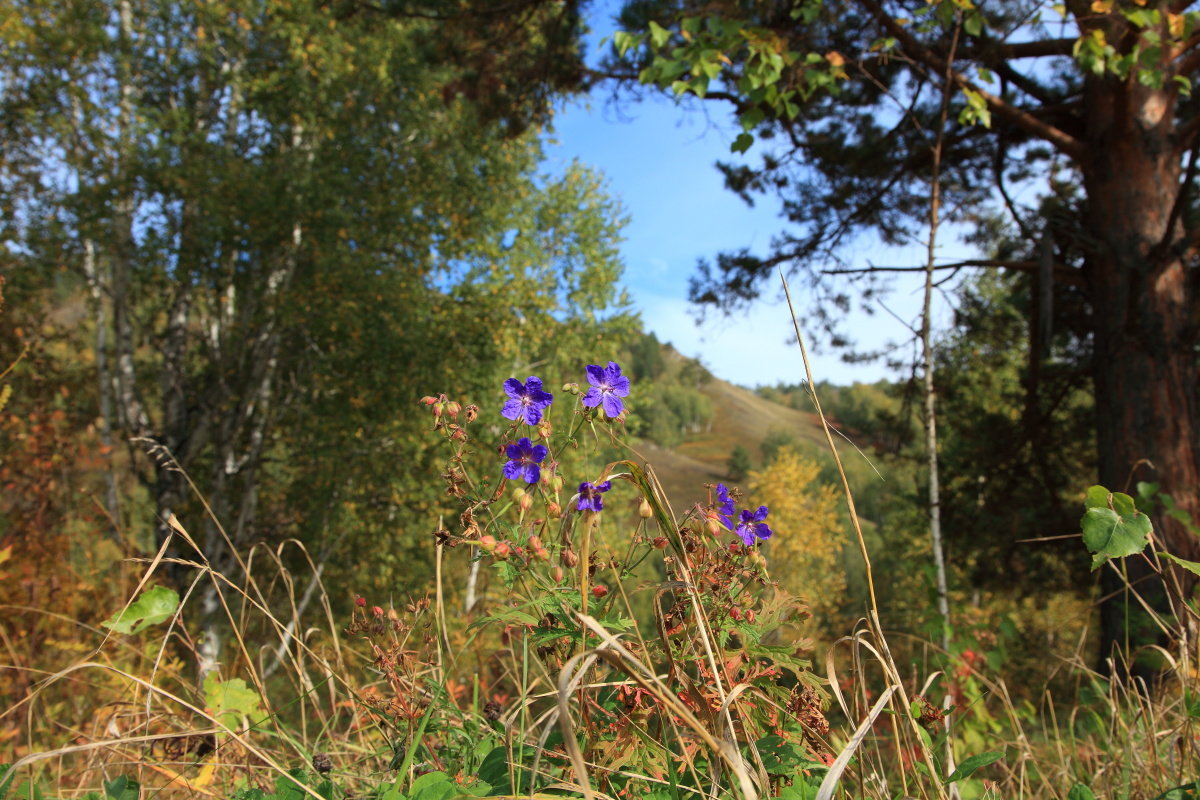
(1081, 486, 1153, 569)
(203, 673, 264, 730)
(945, 750, 1004, 783)
(648, 20, 671, 49)
(731, 133, 754, 154)
(101, 586, 180, 635)
(104, 776, 139, 800)
(963, 10, 984, 37)
(1067, 785, 1097, 800)
(1160, 552, 1200, 576)
(409, 772, 456, 800)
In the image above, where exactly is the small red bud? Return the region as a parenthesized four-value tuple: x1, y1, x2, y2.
(517, 493, 533, 512)
(652, 536, 668, 550)
(420, 396, 438, 406)
(551, 566, 564, 582)
(547, 501, 561, 519)
(591, 585, 609, 599)
(355, 596, 366, 607)
(528, 535, 543, 550)
(746, 609, 756, 624)
(494, 541, 512, 560)
(445, 401, 462, 420)
(730, 606, 742, 621)
(479, 534, 497, 552)
(372, 605, 384, 617)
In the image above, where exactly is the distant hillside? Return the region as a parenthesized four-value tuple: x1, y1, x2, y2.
(629, 348, 829, 508)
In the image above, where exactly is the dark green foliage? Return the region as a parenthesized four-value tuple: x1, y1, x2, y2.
(726, 444, 752, 481)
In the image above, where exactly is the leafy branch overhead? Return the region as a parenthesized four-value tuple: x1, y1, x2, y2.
(607, 0, 1200, 645)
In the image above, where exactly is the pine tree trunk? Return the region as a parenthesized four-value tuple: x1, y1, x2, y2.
(1082, 76, 1200, 667)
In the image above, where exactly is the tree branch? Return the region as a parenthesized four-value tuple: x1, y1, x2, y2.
(858, 0, 1086, 160)
(823, 258, 1085, 285)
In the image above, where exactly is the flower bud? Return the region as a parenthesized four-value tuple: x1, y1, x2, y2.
(511, 487, 527, 504)
(730, 606, 742, 621)
(479, 534, 497, 552)
(444, 401, 462, 420)
(746, 609, 757, 624)
(591, 585, 609, 599)
(528, 535, 543, 550)
(534, 547, 550, 562)
(705, 517, 721, 537)
(494, 541, 512, 560)
(551, 566, 564, 583)
(551, 475, 564, 492)
(537, 419, 552, 440)
(652, 536, 669, 550)
(638, 498, 653, 519)
(561, 382, 579, 394)
(372, 605, 384, 617)
(517, 493, 533, 512)
(355, 596, 366, 607)
(561, 548, 578, 568)
(547, 501, 561, 519)
(420, 396, 438, 406)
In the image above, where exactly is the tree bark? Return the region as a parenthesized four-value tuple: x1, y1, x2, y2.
(1081, 76, 1200, 667)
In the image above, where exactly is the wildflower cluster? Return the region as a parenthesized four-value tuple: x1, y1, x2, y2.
(341, 359, 835, 796)
(710, 482, 774, 546)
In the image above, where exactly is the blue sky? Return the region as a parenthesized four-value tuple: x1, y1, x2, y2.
(544, 1, 963, 388)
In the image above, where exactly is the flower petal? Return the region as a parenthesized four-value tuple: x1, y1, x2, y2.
(506, 442, 523, 459)
(581, 387, 603, 408)
(522, 464, 540, 484)
(522, 404, 544, 425)
(609, 375, 631, 396)
(601, 393, 624, 418)
(503, 378, 525, 399)
(755, 522, 773, 540)
(525, 376, 544, 393)
(531, 444, 549, 462)
(585, 364, 605, 387)
(501, 399, 524, 421)
(502, 460, 524, 480)
(753, 506, 770, 522)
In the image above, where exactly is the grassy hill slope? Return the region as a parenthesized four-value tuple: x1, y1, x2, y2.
(631, 360, 829, 507)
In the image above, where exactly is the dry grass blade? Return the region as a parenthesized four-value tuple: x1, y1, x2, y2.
(816, 685, 898, 800)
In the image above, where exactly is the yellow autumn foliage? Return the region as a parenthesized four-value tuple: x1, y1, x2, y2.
(749, 447, 846, 635)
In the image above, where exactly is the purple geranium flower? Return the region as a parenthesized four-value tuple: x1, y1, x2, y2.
(715, 483, 735, 531)
(503, 437, 549, 484)
(735, 506, 772, 546)
(582, 361, 631, 418)
(502, 376, 553, 425)
(576, 480, 613, 512)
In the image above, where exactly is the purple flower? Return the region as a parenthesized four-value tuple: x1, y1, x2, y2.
(715, 483, 735, 531)
(503, 437, 549, 484)
(735, 506, 772, 546)
(582, 362, 631, 418)
(576, 480, 613, 512)
(502, 376, 553, 425)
